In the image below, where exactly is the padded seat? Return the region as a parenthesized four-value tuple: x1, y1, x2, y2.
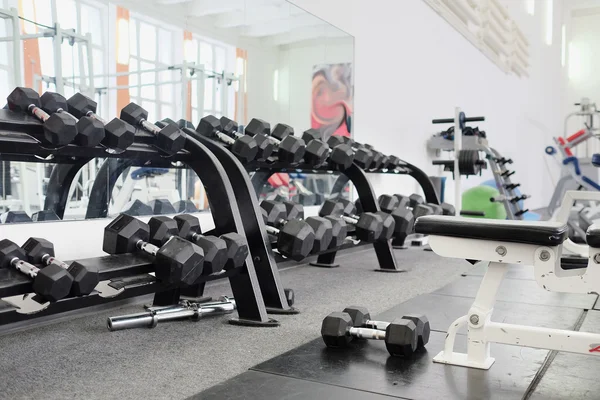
(587, 224, 600, 248)
(415, 216, 568, 246)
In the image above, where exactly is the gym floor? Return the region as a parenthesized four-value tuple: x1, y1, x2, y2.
(1, 246, 598, 399)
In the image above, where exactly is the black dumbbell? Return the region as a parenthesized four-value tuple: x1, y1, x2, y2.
(174, 214, 249, 271)
(262, 200, 332, 254)
(149, 216, 227, 275)
(440, 203, 456, 215)
(394, 194, 434, 219)
(173, 200, 199, 213)
(320, 199, 392, 242)
(103, 214, 204, 286)
(426, 203, 443, 215)
(246, 119, 306, 164)
(122, 199, 154, 216)
(67, 92, 136, 151)
(0, 239, 73, 301)
(148, 199, 177, 215)
(22, 237, 99, 296)
(362, 144, 386, 170)
(7, 87, 77, 146)
(281, 200, 304, 220)
(31, 210, 60, 221)
(195, 116, 258, 163)
(378, 195, 415, 245)
(324, 136, 372, 169)
(260, 203, 315, 260)
(301, 129, 355, 170)
(321, 311, 418, 357)
(384, 155, 402, 170)
(343, 306, 430, 348)
(0, 211, 32, 224)
(120, 102, 185, 155)
(40, 92, 105, 147)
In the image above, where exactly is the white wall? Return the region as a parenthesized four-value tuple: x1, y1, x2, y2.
(289, 0, 566, 210)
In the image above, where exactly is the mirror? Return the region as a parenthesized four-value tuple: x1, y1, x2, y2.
(0, 0, 354, 223)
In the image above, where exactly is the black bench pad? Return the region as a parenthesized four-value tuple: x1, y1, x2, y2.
(415, 216, 568, 246)
(587, 224, 600, 248)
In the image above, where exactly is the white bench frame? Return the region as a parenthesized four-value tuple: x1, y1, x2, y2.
(554, 190, 600, 257)
(428, 231, 600, 370)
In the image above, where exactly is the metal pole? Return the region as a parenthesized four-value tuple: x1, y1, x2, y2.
(53, 23, 64, 94)
(10, 8, 23, 86)
(221, 72, 228, 117)
(236, 73, 245, 123)
(454, 107, 462, 215)
(181, 60, 189, 121)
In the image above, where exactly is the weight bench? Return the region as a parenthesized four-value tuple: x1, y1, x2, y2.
(415, 215, 600, 370)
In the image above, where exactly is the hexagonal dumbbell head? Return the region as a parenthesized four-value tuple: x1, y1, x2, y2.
(177, 119, 195, 130)
(148, 216, 179, 246)
(65, 260, 100, 296)
(441, 202, 456, 216)
(231, 135, 258, 163)
(319, 199, 344, 218)
(173, 200, 199, 213)
(282, 201, 304, 220)
(277, 219, 315, 261)
(103, 118, 135, 151)
(66, 92, 96, 118)
(427, 203, 443, 215)
(375, 211, 395, 241)
(378, 194, 400, 213)
(402, 314, 430, 348)
(321, 311, 353, 348)
(413, 204, 433, 219)
(271, 123, 294, 141)
(408, 193, 424, 208)
(33, 263, 74, 302)
(148, 199, 176, 215)
(195, 235, 227, 275)
(103, 214, 150, 254)
(7, 87, 41, 112)
(0, 239, 27, 269)
(324, 216, 347, 249)
(328, 144, 354, 170)
(391, 207, 414, 237)
(245, 118, 271, 136)
(385, 318, 418, 357)
(303, 139, 328, 166)
(252, 134, 275, 160)
(355, 212, 384, 242)
(220, 232, 249, 270)
(197, 115, 222, 139)
(245, 118, 274, 160)
(393, 194, 410, 209)
(121, 102, 184, 154)
(120, 102, 148, 125)
(369, 150, 385, 169)
(386, 155, 401, 169)
(22, 237, 54, 262)
(260, 200, 286, 225)
(40, 92, 69, 114)
(337, 198, 357, 216)
(276, 135, 306, 164)
(73, 116, 105, 147)
(173, 213, 201, 239)
(122, 199, 153, 216)
(1, 211, 32, 224)
(302, 128, 321, 143)
(305, 216, 333, 253)
(343, 306, 371, 327)
(353, 146, 374, 169)
(154, 236, 204, 286)
(31, 210, 60, 221)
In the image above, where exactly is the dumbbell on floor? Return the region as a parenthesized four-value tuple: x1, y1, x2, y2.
(103, 214, 204, 286)
(120, 102, 185, 155)
(260, 203, 315, 261)
(301, 129, 355, 170)
(220, 117, 274, 161)
(0, 239, 73, 301)
(321, 311, 418, 357)
(7, 87, 77, 146)
(343, 306, 430, 348)
(22, 237, 99, 296)
(40, 92, 105, 147)
(1, 211, 32, 224)
(246, 119, 306, 164)
(195, 116, 258, 163)
(67, 92, 136, 151)
(31, 210, 60, 221)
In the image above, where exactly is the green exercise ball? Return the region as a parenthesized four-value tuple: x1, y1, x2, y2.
(461, 185, 507, 220)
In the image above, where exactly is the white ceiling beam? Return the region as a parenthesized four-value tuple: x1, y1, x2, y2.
(154, 0, 191, 5)
(242, 13, 322, 37)
(260, 23, 348, 46)
(186, 0, 244, 17)
(213, 4, 295, 28)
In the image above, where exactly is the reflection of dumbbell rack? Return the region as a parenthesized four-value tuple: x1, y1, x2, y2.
(0, 109, 292, 326)
(428, 109, 528, 220)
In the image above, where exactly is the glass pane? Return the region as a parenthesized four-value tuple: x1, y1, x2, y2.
(139, 23, 157, 60)
(140, 61, 155, 99)
(129, 20, 138, 57)
(39, 37, 55, 77)
(56, 0, 78, 30)
(199, 42, 213, 69)
(191, 80, 198, 108)
(161, 104, 173, 121)
(129, 59, 139, 97)
(214, 79, 221, 112)
(215, 46, 225, 73)
(81, 4, 103, 46)
(0, 70, 9, 103)
(184, 39, 197, 63)
(204, 78, 213, 109)
(158, 29, 172, 65)
(61, 41, 80, 81)
(141, 100, 156, 118)
(192, 109, 198, 124)
(158, 70, 174, 102)
(34, 0, 53, 30)
(93, 48, 105, 89)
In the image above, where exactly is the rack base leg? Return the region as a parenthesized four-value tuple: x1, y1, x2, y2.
(228, 318, 280, 327)
(265, 306, 300, 315)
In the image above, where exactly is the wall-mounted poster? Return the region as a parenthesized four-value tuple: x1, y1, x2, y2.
(311, 63, 353, 140)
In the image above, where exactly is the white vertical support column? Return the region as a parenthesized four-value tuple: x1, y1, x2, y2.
(10, 7, 23, 86)
(197, 65, 205, 120)
(454, 107, 462, 215)
(19, 163, 31, 215)
(85, 33, 95, 96)
(53, 23, 64, 94)
(236, 74, 244, 123)
(221, 73, 228, 118)
(36, 163, 44, 210)
(181, 61, 189, 121)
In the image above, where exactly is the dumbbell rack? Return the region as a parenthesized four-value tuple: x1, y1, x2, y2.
(247, 158, 440, 272)
(0, 110, 294, 327)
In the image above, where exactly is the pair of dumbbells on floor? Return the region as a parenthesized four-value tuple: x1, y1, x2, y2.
(1, 210, 61, 223)
(103, 213, 249, 286)
(321, 306, 430, 357)
(0, 238, 99, 301)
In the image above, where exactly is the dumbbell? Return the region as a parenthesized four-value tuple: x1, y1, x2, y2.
(281, 200, 304, 220)
(426, 203, 443, 215)
(120, 102, 185, 155)
(103, 214, 204, 286)
(0, 211, 32, 224)
(246, 119, 306, 164)
(320, 199, 394, 242)
(7, 87, 77, 146)
(301, 129, 355, 170)
(261, 200, 332, 254)
(67, 92, 136, 151)
(259, 204, 315, 260)
(220, 117, 274, 161)
(343, 306, 430, 348)
(321, 311, 418, 357)
(40, 92, 105, 147)
(173, 200, 199, 213)
(31, 210, 60, 221)
(148, 199, 177, 215)
(378, 195, 414, 245)
(359, 144, 385, 170)
(195, 115, 258, 163)
(327, 135, 373, 169)
(173, 214, 249, 271)
(22, 237, 99, 296)
(0, 239, 73, 301)
(394, 194, 434, 219)
(383, 155, 401, 170)
(148, 216, 227, 275)
(122, 199, 154, 216)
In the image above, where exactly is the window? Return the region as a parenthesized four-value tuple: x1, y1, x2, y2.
(545, 0, 553, 46)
